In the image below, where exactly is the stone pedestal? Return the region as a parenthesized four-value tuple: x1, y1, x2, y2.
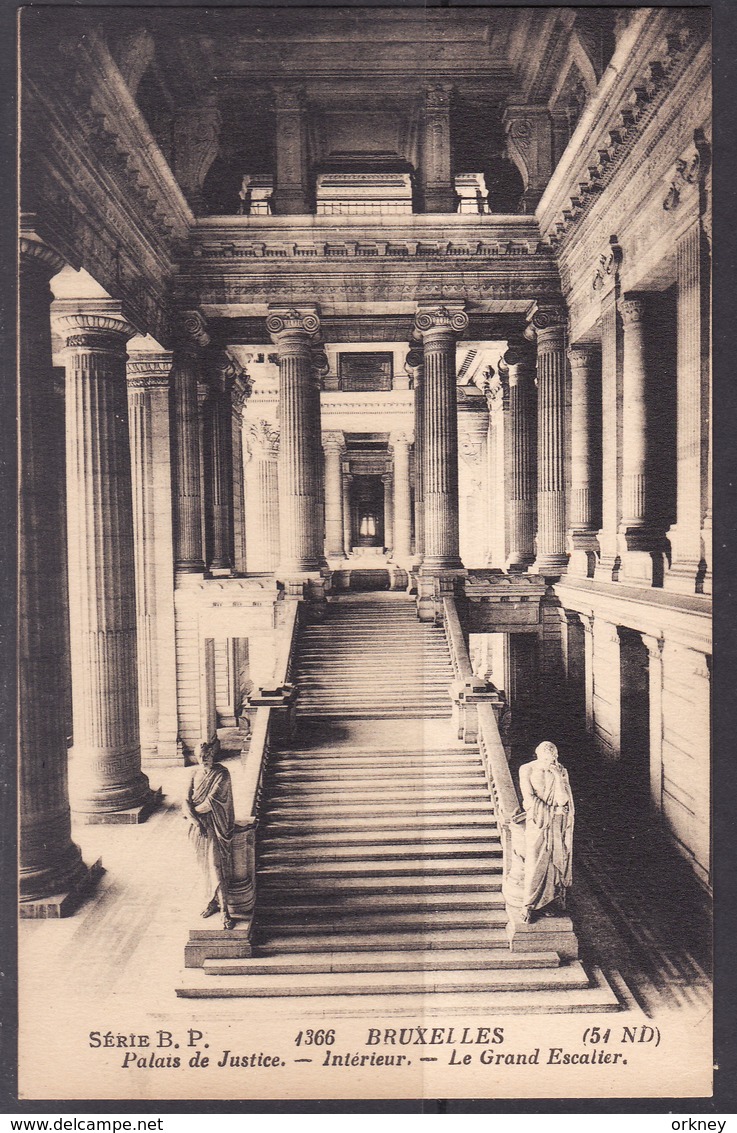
(530, 305, 568, 577)
(507, 907, 579, 961)
(567, 343, 601, 578)
(413, 304, 468, 572)
(126, 349, 182, 764)
(54, 298, 159, 821)
(323, 431, 347, 560)
(504, 342, 537, 570)
(244, 419, 280, 572)
(618, 294, 665, 585)
(171, 313, 208, 574)
(19, 233, 100, 914)
(267, 306, 324, 575)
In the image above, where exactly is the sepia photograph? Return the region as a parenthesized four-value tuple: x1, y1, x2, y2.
(16, 0, 715, 1104)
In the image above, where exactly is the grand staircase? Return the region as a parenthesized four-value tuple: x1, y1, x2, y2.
(292, 595, 453, 718)
(178, 594, 620, 1012)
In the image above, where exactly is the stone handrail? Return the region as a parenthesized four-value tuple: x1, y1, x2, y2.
(228, 599, 301, 925)
(442, 595, 499, 743)
(476, 700, 526, 912)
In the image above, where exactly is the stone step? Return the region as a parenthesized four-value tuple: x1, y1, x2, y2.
(253, 909, 509, 933)
(254, 927, 510, 953)
(270, 763, 485, 780)
(257, 873, 502, 895)
(260, 841, 501, 864)
(273, 750, 479, 764)
(259, 856, 502, 880)
(261, 814, 498, 835)
(264, 800, 491, 819)
(203, 949, 561, 977)
(295, 709, 453, 719)
(256, 891, 504, 914)
(259, 829, 498, 853)
(177, 961, 592, 999)
(266, 787, 490, 805)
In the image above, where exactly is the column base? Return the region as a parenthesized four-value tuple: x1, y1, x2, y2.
(143, 736, 186, 766)
(75, 786, 163, 825)
(664, 560, 705, 595)
(504, 555, 535, 573)
(424, 188, 458, 213)
(531, 552, 568, 578)
(175, 561, 206, 574)
(19, 858, 104, 919)
(566, 532, 599, 579)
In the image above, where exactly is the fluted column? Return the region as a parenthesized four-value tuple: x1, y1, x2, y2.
(342, 468, 353, 555)
(170, 312, 208, 573)
(413, 304, 468, 570)
(54, 299, 158, 820)
(618, 293, 665, 584)
(231, 373, 251, 573)
(406, 350, 425, 563)
(202, 354, 237, 573)
(484, 366, 510, 568)
(666, 221, 710, 593)
(267, 306, 323, 574)
(244, 419, 280, 572)
(19, 235, 94, 911)
(502, 341, 537, 570)
(567, 343, 601, 577)
(530, 304, 568, 576)
(391, 431, 413, 564)
(323, 431, 346, 560)
(596, 295, 623, 580)
(382, 473, 394, 554)
(126, 350, 181, 764)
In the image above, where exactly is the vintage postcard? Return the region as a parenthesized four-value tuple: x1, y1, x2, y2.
(16, 0, 713, 1104)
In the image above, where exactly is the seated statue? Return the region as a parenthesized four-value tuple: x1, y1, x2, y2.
(186, 738, 235, 930)
(518, 741, 574, 923)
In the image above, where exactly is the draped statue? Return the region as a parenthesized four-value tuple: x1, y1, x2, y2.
(186, 738, 235, 930)
(518, 741, 574, 923)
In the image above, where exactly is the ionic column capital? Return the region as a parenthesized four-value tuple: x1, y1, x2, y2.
(266, 305, 321, 347)
(502, 338, 536, 372)
(53, 300, 139, 349)
(126, 352, 174, 390)
(177, 309, 211, 349)
(413, 303, 468, 344)
(528, 302, 567, 349)
(381, 471, 394, 485)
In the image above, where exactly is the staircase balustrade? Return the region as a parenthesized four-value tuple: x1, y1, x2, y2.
(442, 596, 500, 743)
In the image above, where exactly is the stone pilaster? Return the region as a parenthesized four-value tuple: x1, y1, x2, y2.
(382, 472, 394, 554)
(578, 613, 595, 736)
(323, 431, 347, 560)
(483, 367, 506, 569)
(172, 97, 221, 215)
(54, 299, 159, 821)
(202, 353, 237, 574)
(413, 304, 468, 571)
(502, 340, 537, 570)
(390, 431, 413, 565)
(244, 419, 280, 573)
(231, 372, 251, 574)
(641, 633, 665, 811)
(618, 293, 665, 585)
(567, 343, 601, 577)
(530, 304, 568, 576)
(406, 349, 425, 564)
(422, 85, 456, 213)
(19, 235, 98, 913)
(273, 86, 310, 215)
(503, 106, 554, 214)
(457, 396, 488, 568)
(342, 468, 353, 556)
(267, 306, 324, 575)
(126, 350, 182, 765)
(591, 618, 621, 761)
(171, 312, 208, 574)
(666, 220, 710, 594)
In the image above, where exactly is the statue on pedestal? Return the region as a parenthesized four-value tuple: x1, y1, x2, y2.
(186, 738, 235, 929)
(519, 741, 574, 923)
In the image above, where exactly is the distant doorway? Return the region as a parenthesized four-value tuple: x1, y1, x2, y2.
(350, 475, 385, 548)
